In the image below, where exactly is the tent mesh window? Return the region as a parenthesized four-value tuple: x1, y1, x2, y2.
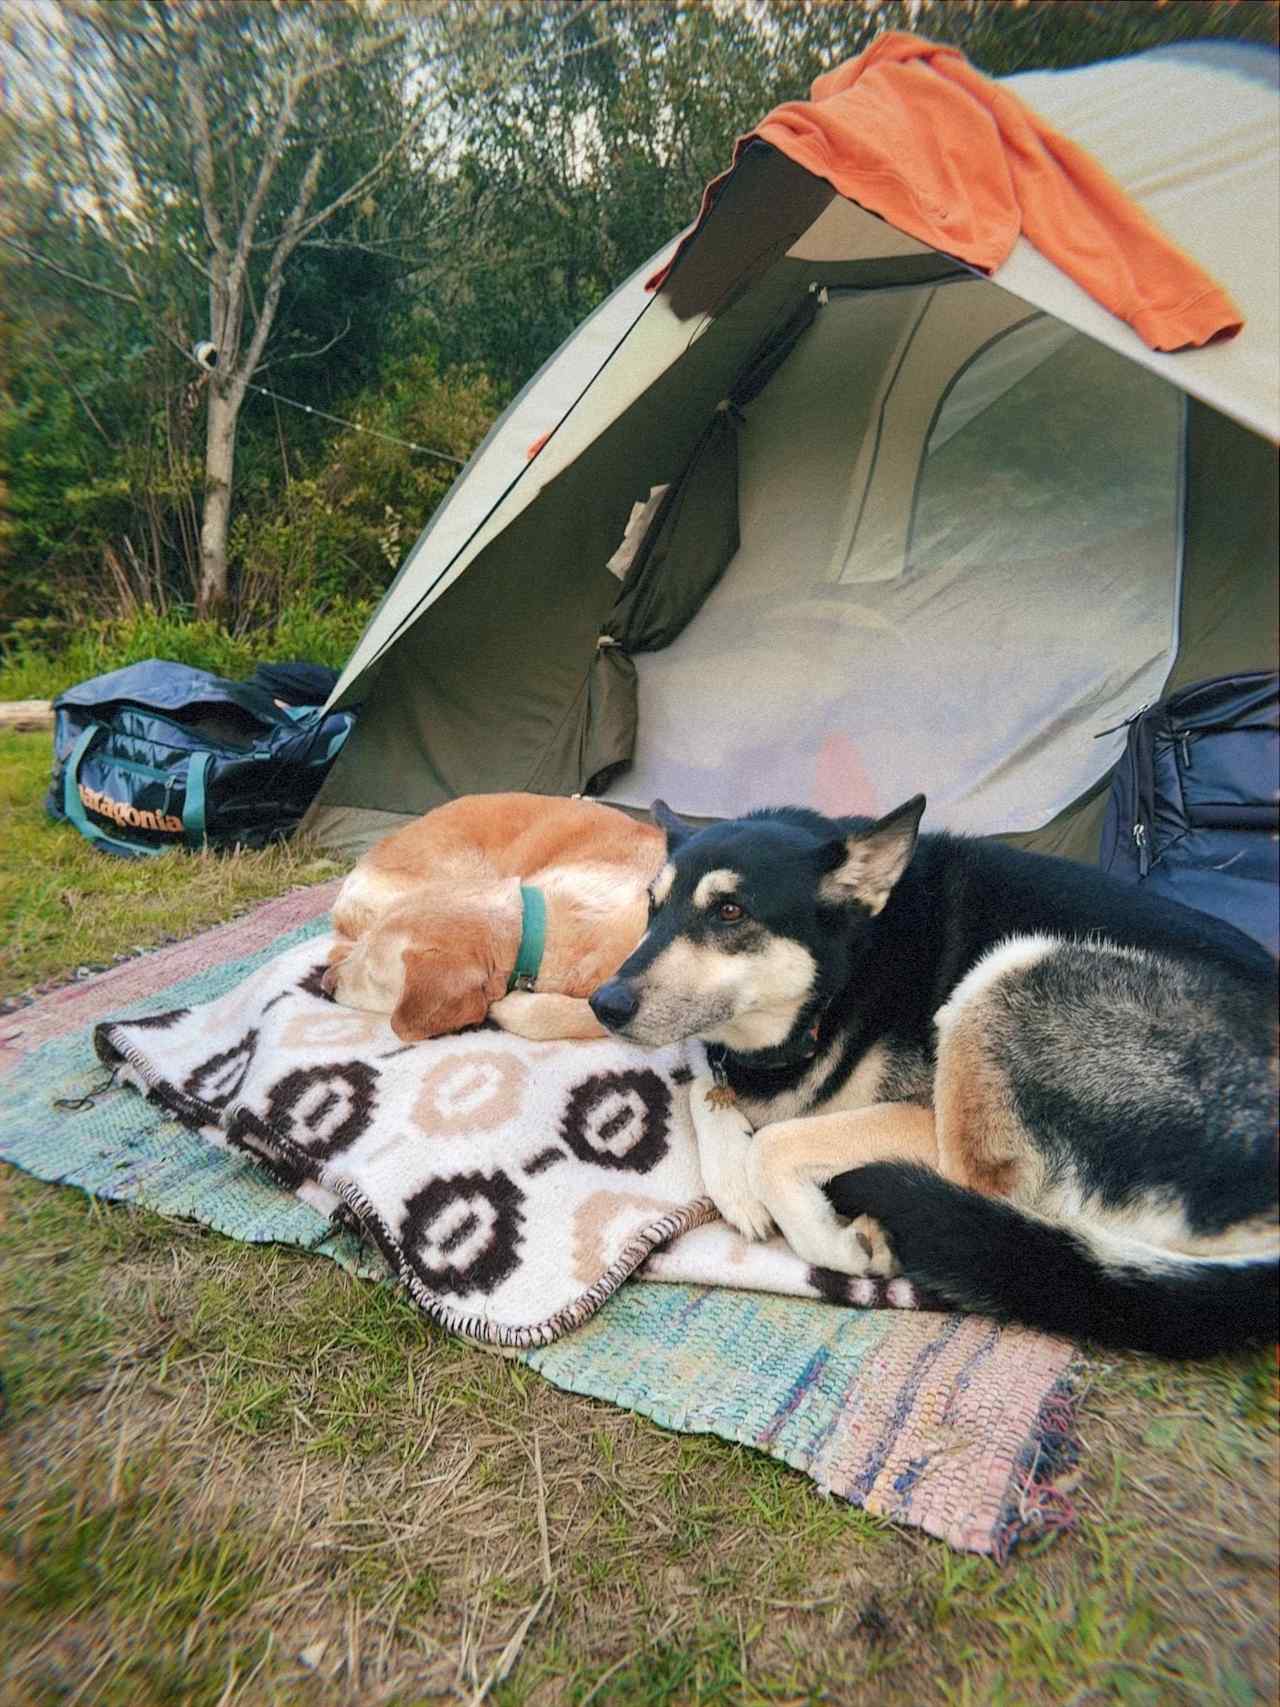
(605, 283, 1184, 834)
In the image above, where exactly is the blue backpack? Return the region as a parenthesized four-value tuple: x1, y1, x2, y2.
(1099, 671, 1279, 955)
(46, 659, 355, 859)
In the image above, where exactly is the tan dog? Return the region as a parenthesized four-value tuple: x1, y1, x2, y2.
(325, 793, 665, 1041)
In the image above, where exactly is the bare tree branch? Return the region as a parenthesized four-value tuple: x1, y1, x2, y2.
(254, 316, 354, 372)
(261, 1, 601, 252)
(0, 236, 143, 309)
(182, 43, 230, 264)
(235, 143, 325, 392)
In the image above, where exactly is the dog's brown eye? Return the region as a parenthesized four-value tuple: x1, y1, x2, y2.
(717, 901, 744, 923)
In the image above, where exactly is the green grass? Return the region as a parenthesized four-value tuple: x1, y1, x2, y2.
(2, 1168, 1276, 1706)
(1, 724, 1277, 1705)
(0, 729, 343, 997)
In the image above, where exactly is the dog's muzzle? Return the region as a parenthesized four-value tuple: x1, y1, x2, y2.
(588, 980, 639, 1033)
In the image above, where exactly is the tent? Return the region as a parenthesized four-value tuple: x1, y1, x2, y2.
(305, 39, 1279, 864)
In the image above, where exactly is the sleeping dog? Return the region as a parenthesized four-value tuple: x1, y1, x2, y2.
(325, 793, 663, 1040)
(588, 797, 1278, 1357)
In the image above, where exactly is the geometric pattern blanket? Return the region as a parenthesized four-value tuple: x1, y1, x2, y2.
(93, 935, 926, 1349)
(0, 885, 1081, 1558)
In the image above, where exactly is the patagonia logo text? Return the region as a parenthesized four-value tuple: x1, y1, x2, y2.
(78, 783, 182, 835)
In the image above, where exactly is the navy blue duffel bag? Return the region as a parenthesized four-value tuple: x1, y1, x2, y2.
(1099, 671, 1279, 955)
(46, 659, 354, 859)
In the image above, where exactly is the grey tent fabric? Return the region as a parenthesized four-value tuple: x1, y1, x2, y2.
(603, 285, 1186, 833)
(1005, 399, 1279, 861)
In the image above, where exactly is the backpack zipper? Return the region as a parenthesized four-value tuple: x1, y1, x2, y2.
(1093, 701, 1150, 740)
(1132, 820, 1151, 876)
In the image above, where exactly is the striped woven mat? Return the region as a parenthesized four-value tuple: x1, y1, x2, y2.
(0, 882, 1079, 1558)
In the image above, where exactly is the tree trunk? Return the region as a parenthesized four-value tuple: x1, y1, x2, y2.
(197, 383, 239, 619)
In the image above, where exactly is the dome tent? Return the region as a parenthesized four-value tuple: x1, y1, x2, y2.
(304, 39, 1278, 863)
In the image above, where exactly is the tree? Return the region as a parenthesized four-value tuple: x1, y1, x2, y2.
(2, 1, 596, 619)
(2, 2, 433, 616)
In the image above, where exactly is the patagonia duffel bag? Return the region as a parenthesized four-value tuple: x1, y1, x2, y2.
(1099, 670, 1279, 955)
(46, 659, 355, 859)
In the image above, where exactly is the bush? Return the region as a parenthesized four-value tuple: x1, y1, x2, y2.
(232, 356, 497, 619)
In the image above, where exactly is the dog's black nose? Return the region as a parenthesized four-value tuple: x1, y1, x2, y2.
(590, 981, 639, 1031)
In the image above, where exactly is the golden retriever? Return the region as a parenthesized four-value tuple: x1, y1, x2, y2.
(324, 793, 664, 1041)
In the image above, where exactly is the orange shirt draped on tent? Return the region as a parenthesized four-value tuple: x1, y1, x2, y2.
(649, 31, 1242, 353)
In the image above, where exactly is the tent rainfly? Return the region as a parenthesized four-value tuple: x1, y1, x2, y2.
(305, 39, 1280, 866)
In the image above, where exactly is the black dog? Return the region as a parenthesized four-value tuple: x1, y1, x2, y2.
(589, 797, 1278, 1357)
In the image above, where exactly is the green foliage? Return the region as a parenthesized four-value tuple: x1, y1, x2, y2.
(427, 0, 880, 389)
(231, 355, 497, 616)
(0, 600, 375, 703)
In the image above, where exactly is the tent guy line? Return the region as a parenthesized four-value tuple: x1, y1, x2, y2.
(242, 379, 467, 466)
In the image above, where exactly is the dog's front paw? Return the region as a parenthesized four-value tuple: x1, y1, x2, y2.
(689, 1075, 772, 1240)
(707, 1163, 776, 1243)
(761, 1192, 895, 1277)
(488, 990, 543, 1037)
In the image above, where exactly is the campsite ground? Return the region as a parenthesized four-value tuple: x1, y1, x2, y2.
(2, 725, 1277, 1707)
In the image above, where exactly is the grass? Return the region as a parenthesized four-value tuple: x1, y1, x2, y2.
(0, 601, 374, 704)
(1, 726, 1277, 1705)
(0, 730, 344, 996)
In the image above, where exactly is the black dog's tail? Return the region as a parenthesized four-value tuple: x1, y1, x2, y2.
(826, 1164, 1279, 1359)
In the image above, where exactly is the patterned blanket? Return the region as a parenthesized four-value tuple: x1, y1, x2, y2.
(94, 935, 923, 1348)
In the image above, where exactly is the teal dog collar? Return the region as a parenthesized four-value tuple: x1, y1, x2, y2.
(507, 885, 547, 992)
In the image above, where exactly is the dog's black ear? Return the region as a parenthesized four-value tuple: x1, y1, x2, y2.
(650, 799, 694, 850)
(820, 794, 925, 914)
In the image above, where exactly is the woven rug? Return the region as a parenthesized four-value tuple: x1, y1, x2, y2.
(0, 883, 1079, 1557)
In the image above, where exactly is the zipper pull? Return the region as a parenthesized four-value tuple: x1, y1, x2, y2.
(1094, 701, 1151, 740)
(1178, 729, 1192, 769)
(1132, 821, 1151, 877)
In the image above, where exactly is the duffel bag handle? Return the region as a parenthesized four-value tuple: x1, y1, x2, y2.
(182, 751, 210, 847)
(63, 724, 212, 856)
